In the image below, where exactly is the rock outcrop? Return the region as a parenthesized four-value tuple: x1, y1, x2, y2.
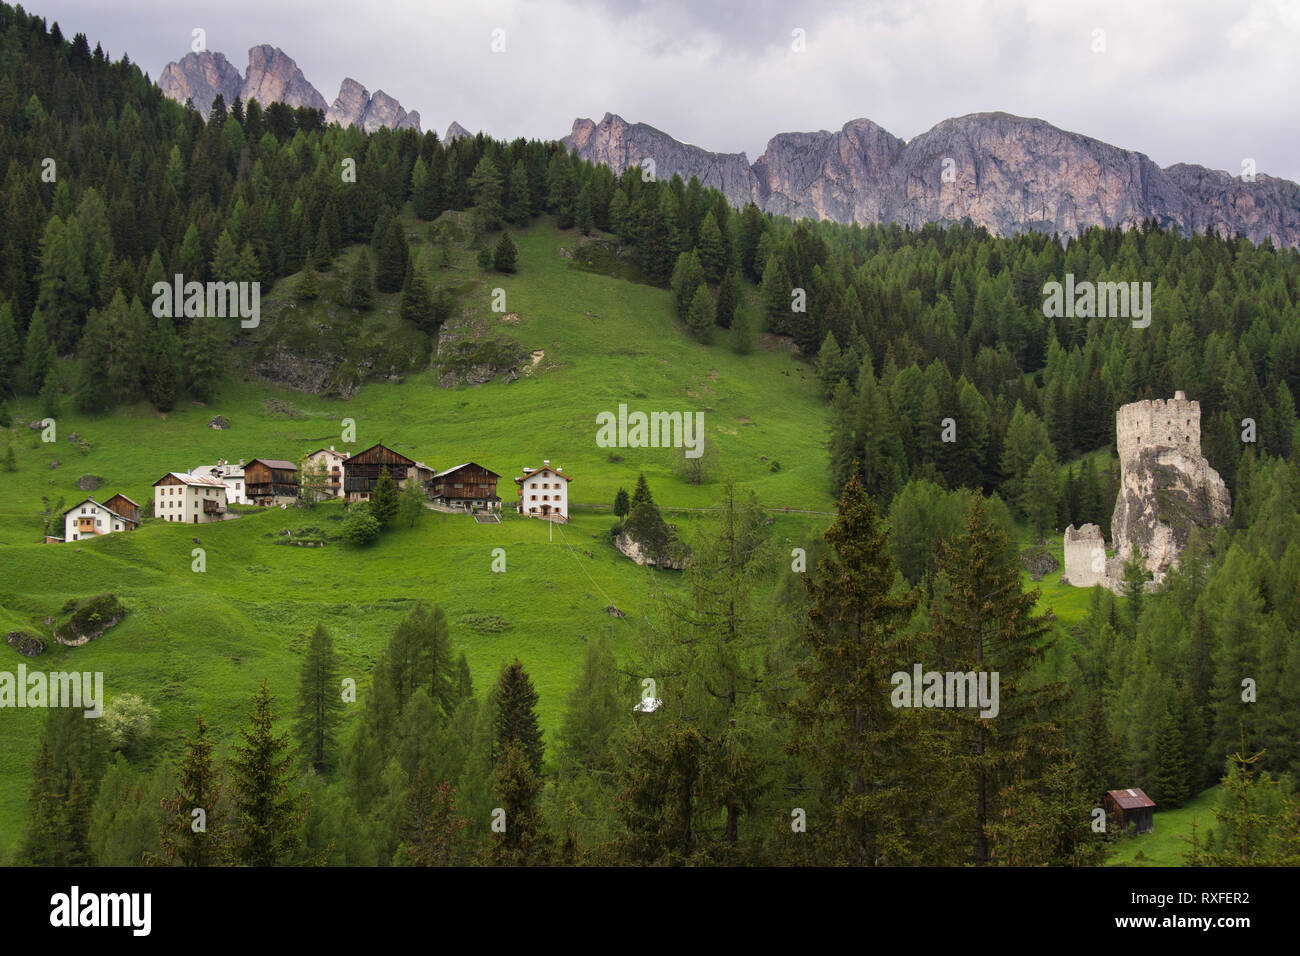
(1063, 392, 1231, 592)
(158, 51, 242, 116)
(562, 111, 1300, 247)
(326, 78, 421, 133)
(159, 46, 418, 131)
(565, 113, 755, 204)
(443, 121, 473, 144)
(239, 44, 327, 112)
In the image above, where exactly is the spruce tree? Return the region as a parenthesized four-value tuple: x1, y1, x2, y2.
(489, 741, 550, 865)
(786, 471, 927, 865)
(21, 741, 67, 865)
(686, 283, 714, 343)
(730, 304, 754, 354)
(295, 623, 345, 775)
(928, 495, 1067, 865)
(295, 266, 319, 302)
(613, 487, 630, 520)
(715, 269, 738, 328)
(370, 465, 399, 528)
(347, 248, 374, 310)
(507, 160, 532, 225)
(467, 154, 504, 230)
(492, 232, 517, 273)
(493, 660, 544, 774)
(376, 218, 408, 293)
(229, 681, 307, 866)
(1152, 707, 1190, 808)
(158, 715, 223, 866)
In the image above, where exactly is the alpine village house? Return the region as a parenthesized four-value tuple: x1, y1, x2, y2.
(514, 461, 572, 521)
(57, 493, 141, 542)
(429, 462, 502, 512)
(153, 472, 230, 524)
(51, 442, 572, 540)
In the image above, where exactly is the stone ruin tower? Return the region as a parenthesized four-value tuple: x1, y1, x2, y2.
(1063, 392, 1231, 591)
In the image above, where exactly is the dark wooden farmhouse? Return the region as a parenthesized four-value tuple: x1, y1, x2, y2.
(430, 462, 501, 512)
(1104, 788, 1156, 834)
(343, 443, 415, 503)
(102, 493, 141, 524)
(244, 458, 299, 505)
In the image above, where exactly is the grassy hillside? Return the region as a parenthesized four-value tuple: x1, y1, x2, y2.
(0, 216, 837, 848)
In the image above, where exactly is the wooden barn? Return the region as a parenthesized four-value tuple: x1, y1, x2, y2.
(430, 462, 501, 512)
(244, 458, 299, 506)
(1105, 788, 1156, 834)
(343, 443, 415, 503)
(102, 493, 141, 525)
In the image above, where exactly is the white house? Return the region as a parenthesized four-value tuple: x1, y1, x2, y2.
(153, 472, 229, 524)
(514, 460, 572, 521)
(303, 446, 349, 499)
(191, 458, 248, 504)
(63, 495, 140, 542)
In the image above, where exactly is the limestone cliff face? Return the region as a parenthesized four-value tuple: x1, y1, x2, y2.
(240, 45, 327, 112)
(1110, 444, 1230, 582)
(326, 78, 421, 133)
(159, 46, 417, 131)
(564, 113, 756, 205)
(563, 111, 1300, 247)
(158, 51, 242, 117)
(443, 121, 473, 145)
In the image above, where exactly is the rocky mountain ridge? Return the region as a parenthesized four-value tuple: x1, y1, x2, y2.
(562, 111, 1300, 246)
(159, 46, 420, 133)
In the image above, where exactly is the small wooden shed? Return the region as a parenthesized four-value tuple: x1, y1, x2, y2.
(1105, 788, 1156, 834)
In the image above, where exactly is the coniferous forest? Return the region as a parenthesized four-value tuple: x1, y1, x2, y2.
(2, 3, 1300, 874)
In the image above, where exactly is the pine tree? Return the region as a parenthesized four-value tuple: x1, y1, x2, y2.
(229, 681, 307, 866)
(489, 741, 550, 865)
(296, 266, 319, 302)
(370, 465, 399, 528)
(715, 269, 739, 328)
(546, 153, 577, 228)
(730, 304, 754, 355)
(183, 315, 227, 401)
(145, 315, 180, 411)
(696, 212, 726, 282)
(376, 218, 408, 294)
(507, 160, 532, 225)
(21, 742, 67, 865)
(347, 248, 374, 310)
(1152, 707, 1190, 808)
(613, 487, 630, 520)
(467, 155, 504, 230)
(400, 779, 469, 866)
(786, 471, 926, 865)
(400, 258, 434, 331)
(492, 232, 517, 273)
(928, 495, 1067, 865)
(493, 660, 544, 774)
(670, 250, 704, 320)
(158, 715, 223, 866)
(295, 623, 345, 776)
(1023, 452, 1059, 540)
(0, 301, 20, 393)
(686, 283, 714, 344)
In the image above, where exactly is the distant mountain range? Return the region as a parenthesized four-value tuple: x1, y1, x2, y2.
(564, 112, 1300, 247)
(158, 45, 1300, 246)
(159, 45, 421, 134)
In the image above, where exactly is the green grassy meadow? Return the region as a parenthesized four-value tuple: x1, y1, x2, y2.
(0, 217, 838, 848)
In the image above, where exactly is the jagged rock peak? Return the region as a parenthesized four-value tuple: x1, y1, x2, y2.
(443, 121, 473, 145)
(158, 45, 418, 132)
(158, 51, 241, 117)
(240, 44, 327, 112)
(326, 78, 421, 133)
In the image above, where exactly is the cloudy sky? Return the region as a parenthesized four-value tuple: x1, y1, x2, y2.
(35, 0, 1300, 181)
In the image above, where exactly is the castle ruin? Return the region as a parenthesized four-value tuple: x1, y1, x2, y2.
(1063, 391, 1231, 592)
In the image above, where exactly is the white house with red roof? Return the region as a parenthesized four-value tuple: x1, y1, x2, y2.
(514, 460, 572, 521)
